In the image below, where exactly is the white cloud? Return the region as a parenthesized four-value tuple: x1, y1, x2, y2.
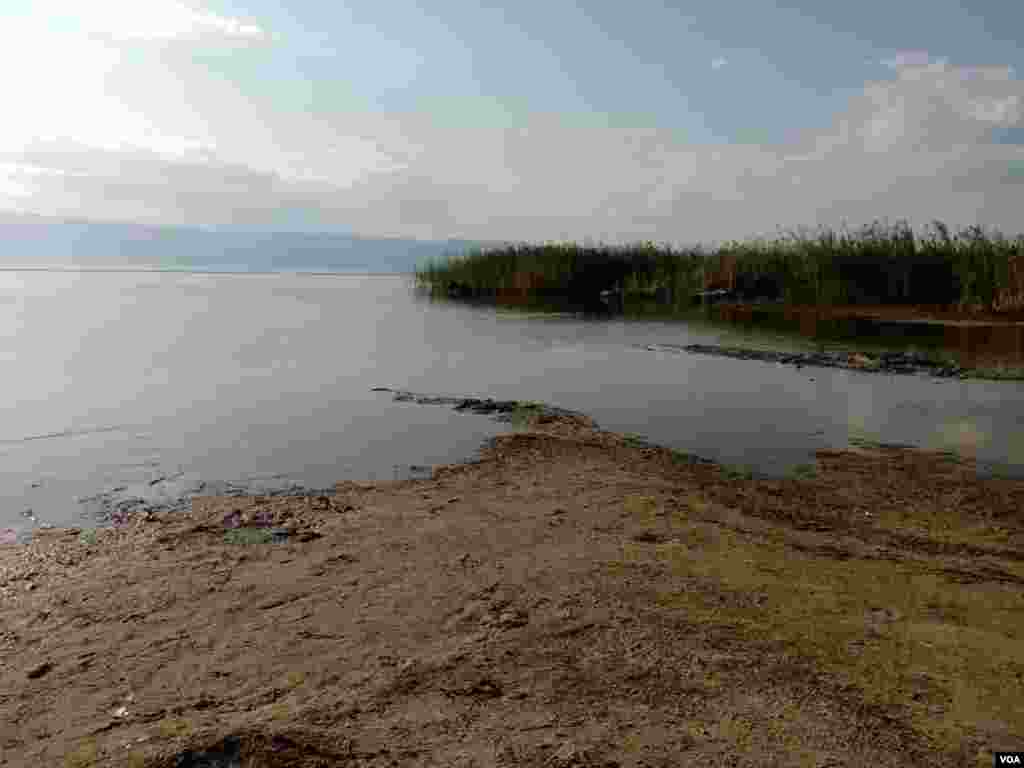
(0, 21, 217, 164)
(1, 46, 1023, 244)
(306, 52, 1024, 242)
(0, 6, 398, 212)
(40, 0, 268, 43)
(711, 57, 727, 70)
(858, 55, 1022, 149)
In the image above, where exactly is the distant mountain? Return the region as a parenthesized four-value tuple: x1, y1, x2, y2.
(0, 213, 494, 273)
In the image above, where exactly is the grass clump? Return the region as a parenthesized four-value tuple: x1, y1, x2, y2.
(158, 717, 192, 738)
(612, 508, 1024, 754)
(721, 463, 755, 481)
(789, 463, 819, 480)
(621, 433, 650, 449)
(965, 363, 1024, 380)
(223, 527, 277, 546)
(669, 449, 708, 467)
(508, 401, 545, 427)
(64, 739, 99, 768)
(623, 494, 659, 522)
(78, 529, 98, 546)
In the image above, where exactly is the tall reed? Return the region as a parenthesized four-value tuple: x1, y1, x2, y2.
(413, 220, 1024, 314)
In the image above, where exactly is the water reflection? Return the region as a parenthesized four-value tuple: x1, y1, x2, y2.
(444, 288, 1024, 369)
(712, 303, 1024, 369)
(418, 288, 1024, 479)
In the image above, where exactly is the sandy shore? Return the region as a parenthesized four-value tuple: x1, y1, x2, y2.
(1, 405, 1023, 767)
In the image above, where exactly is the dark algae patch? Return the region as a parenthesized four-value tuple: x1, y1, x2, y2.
(641, 342, 970, 378)
(371, 386, 592, 425)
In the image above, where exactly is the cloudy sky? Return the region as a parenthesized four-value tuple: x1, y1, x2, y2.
(1, 0, 1022, 245)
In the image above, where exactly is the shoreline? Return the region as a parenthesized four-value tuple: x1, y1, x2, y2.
(2, 402, 1023, 765)
(420, 293, 1024, 379)
(641, 343, 972, 379)
(4, 377, 1020, 547)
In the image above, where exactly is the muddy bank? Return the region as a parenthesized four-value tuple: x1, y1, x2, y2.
(638, 343, 972, 378)
(2, 403, 1023, 766)
(4, 393, 593, 546)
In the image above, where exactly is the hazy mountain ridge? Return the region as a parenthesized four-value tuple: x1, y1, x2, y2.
(0, 213, 490, 273)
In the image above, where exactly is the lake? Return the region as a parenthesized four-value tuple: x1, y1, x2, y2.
(3, 271, 1023, 539)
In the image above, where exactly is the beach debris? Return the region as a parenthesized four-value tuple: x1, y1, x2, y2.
(547, 741, 596, 767)
(110, 693, 135, 719)
(109, 498, 148, 527)
(0, 528, 17, 545)
(26, 661, 54, 679)
(173, 735, 242, 768)
(493, 609, 528, 629)
(848, 352, 879, 369)
(454, 553, 479, 568)
(223, 527, 290, 546)
(443, 676, 504, 700)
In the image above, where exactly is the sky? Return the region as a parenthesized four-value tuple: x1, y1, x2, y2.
(0, 0, 1022, 246)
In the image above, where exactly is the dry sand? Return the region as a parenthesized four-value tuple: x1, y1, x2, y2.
(1, 410, 1023, 767)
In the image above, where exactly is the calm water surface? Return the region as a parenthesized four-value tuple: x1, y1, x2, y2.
(2, 272, 1022, 537)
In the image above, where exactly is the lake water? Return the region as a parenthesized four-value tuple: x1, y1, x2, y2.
(3, 271, 1023, 539)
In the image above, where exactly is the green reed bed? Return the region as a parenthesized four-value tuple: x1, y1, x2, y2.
(414, 219, 1024, 314)
(416, 240, 711, 307)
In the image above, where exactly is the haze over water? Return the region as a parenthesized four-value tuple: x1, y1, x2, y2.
(2, 270, 1023, 540)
